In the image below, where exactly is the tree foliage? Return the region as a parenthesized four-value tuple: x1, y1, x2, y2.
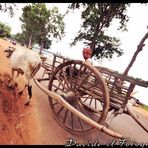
(20, 3, 65, 53)
(68, 3, 131, 60)
(0, 22, 11, 38)
(12, 32, 27, 46)
(0, 3, 17, 17)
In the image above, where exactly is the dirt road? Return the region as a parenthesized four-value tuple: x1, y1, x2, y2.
(31, 67, 148, 145)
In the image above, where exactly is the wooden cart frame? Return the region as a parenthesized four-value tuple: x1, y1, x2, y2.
(34, 51, 148, 139)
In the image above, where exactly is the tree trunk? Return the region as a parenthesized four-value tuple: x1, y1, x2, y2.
(123, 32, 148, 76)
(27, 35, 32, 49)
(90, 5, 110, 51)
(39, 32, 46, 55)
(90, 23, 101, 51)
(39, 40, 44, 55)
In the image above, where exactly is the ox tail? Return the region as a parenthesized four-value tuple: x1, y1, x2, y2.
(29, 61, 42, 80)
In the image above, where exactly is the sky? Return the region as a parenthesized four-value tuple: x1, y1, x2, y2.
(0, 3, 148, 105)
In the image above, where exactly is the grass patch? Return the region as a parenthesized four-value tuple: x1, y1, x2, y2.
(140, 105, 148, 112)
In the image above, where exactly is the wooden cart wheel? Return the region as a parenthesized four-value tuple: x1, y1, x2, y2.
(48, 60, 110, 134)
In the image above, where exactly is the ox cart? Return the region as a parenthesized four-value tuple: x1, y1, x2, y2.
(34, 51, 148, 139)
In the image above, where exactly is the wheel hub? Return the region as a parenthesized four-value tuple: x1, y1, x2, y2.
(61, 91, 77, 105)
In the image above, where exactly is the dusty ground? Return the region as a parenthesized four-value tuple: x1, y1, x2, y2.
(0, 38, 148, 145)
(0, 39, 41, 144)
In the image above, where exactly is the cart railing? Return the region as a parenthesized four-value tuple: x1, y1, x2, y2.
(95, 66, 148, 111)
(41, 51, 70, 79)
(96, 66, 148, 87)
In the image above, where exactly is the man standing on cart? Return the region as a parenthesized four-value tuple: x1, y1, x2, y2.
(66, 47, 93, 77)
(82, 47, 93, 65)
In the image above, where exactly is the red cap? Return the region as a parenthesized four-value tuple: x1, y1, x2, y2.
(83, 47, 92, 54)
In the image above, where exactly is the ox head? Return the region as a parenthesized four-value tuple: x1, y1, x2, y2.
(4, 46, 16, 58)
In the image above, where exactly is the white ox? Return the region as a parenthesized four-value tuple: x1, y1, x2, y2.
(5, 46, 42, 106)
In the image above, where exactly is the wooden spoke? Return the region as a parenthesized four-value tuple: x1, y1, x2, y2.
(61, 68, 71, 90)
(70, 112, 74, 130)
(56, 106, 64, 115)
(63, 109, 68, 124)
(56, 77, 68, 91)
(74, 70, 92, 92)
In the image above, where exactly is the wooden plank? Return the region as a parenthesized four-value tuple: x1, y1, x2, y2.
(96, 66, 148, 87)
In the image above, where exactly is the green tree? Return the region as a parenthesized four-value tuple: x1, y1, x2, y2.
(41, 37, 52, 49)
(12, 32, 27, 46)
(0, 22, 11, 38)
(68, 3, 130, 60)
(0, 3, 17, 17)
(20, 3, 65, 53)
(20, 4, 38, 48)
